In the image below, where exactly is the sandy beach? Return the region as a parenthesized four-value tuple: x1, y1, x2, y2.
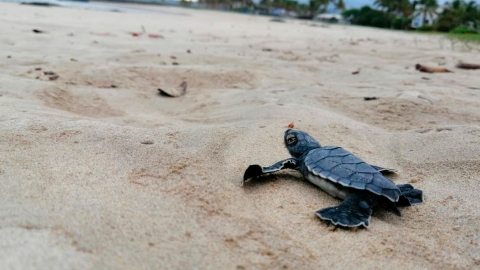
(1, 2, 480, 269)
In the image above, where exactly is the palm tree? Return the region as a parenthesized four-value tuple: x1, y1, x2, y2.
(374, 0, 396, 15)
(412, 0, 439, 26)
(437, 0, 480, 30)
(309, 0, 331, 16)
(395, 0, 414, 17)
(284, 0, 298, 11)
(463, 1, 480, 28)
(375, 0, 415, 17)
(335, 0, 346, 11)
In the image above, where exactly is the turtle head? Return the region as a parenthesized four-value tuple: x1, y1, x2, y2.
(284, 129, 321, 158)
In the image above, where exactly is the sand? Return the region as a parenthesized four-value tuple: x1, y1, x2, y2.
(1, 2, 480, 269)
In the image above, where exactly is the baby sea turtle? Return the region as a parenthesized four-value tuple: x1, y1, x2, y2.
(243, 129, 423, 228)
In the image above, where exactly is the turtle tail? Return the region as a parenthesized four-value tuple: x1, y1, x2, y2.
(397, 184, 423, 207)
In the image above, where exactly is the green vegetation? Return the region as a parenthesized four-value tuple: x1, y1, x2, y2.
(343, 0, 480, 35)
(417, 24, 435, 31)
(436, 0, 480, 31)
(343, 6, 412, 29)
(197, 0, 479, 41)
(450, 26, 478, 34)
(447, 33, 480, 41)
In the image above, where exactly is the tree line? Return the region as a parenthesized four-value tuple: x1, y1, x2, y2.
(195, 0, 479, 33)
(344, 0, 479, 32)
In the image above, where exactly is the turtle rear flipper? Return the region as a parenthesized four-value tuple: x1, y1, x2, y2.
(397, 184, 423, 206)
(316, 193, 373, 228)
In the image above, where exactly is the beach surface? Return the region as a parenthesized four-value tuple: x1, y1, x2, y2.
(1, 2, 480, 269)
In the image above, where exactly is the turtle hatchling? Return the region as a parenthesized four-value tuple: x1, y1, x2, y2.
(243, 129, 423, 228)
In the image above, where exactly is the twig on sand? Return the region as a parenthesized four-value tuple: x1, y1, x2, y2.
(148, 34, 163, 39)
(415, 64, 452, 73)
(456, 62, 480, 70)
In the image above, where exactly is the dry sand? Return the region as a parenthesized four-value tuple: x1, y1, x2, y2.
(1, 2, 480, 269)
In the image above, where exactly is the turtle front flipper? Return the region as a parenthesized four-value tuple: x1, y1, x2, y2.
(243, 158, 298, 185)
(316, 192, 374, 228)
(370, 165, 397, 174)
(396, 184, 423, 206)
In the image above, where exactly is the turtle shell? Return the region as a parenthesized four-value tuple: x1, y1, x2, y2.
(303, 146, 401, 202)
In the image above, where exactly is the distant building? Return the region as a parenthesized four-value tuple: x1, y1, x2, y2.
(314, 13, 343, 23)
(271, 8, 286, 16)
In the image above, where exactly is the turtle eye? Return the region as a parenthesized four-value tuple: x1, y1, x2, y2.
(286, 134, 297, 145)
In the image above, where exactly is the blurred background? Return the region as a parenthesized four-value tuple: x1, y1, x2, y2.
(2, 0, 479, 34)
